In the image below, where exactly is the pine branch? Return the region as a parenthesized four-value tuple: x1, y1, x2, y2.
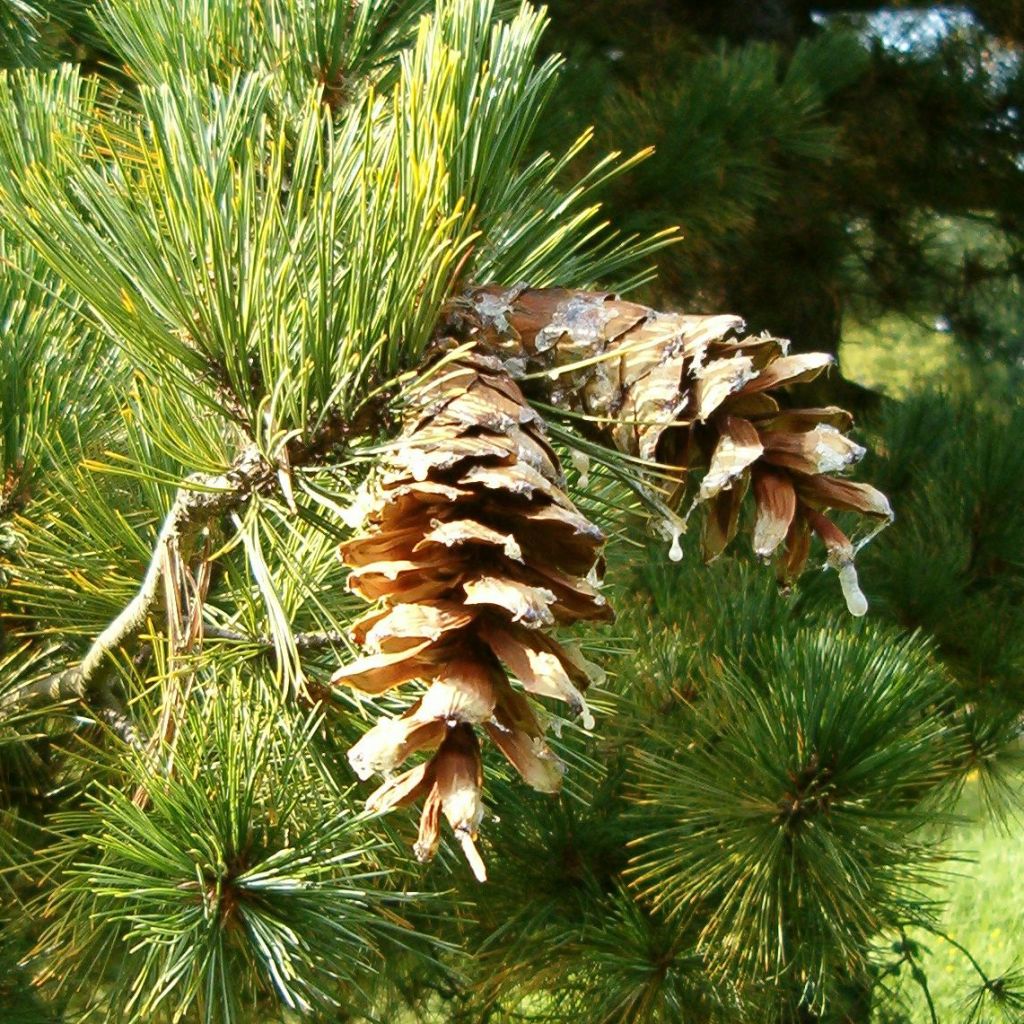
(0, 446, 274, 718)
(0, 399, 363, 725)
(95, 679, 143, 748)
(202, 623, 346, 652)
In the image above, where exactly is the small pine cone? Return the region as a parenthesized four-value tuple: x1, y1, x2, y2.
(333, 347, 610, 879)
(450, 285, 893, 614)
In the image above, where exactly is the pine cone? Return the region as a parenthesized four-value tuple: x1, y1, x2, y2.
(335, 287, 891, 876)
(450, 285, 892, 614)
(333, 347, 609, 879)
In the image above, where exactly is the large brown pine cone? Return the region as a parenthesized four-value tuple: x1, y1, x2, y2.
(333, 345, 609, 879)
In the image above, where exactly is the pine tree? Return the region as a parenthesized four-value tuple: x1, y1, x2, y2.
(0, 2, 1020, 1023)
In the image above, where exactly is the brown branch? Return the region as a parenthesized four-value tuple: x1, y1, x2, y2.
(95, 680, 143, 748)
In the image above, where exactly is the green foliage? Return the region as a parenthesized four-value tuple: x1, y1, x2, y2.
(10, 433, 171, 637)
(426, 542, 983, 1023)
(0, 67, 115, 496)
(95, 0, 430, 114)
(0, 1, 67, 68)
(423, 420, 1024, 1020)
(0, 2, 1022, 1022)
(0, 229, 115, 517)
(0, 917, 62, 1023)
(629, 628, 956, 996)
(0, 4, 676, 1020)
(540, 2, 1024, 374)
(864, 394, 1024, 694)
(37, 674, 426, 1023)
(484, 884, 728, 1024)
(599, 31, 865, 281)
(0, 3, 667, 472)
(851, 387, 1024, 818)
(0, 67, 125, 626)
(0, 1, 102, 71)
(0, 1, 47, 68)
